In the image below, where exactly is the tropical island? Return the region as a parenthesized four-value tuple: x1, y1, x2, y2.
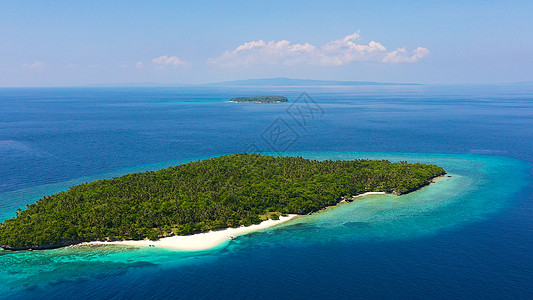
(230, 96, 288, 103)
(0, 154, 445, 251)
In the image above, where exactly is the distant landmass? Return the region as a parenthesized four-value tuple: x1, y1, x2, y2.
(205, 78, 419, 87)
(230, 96, 288, 103)
(84, 78, 420, 88)
(84, 82, 191, 87)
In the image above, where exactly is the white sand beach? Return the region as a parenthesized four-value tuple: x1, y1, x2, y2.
(338, 192, 387, 203)
(355, 192, 387, 196)
(85, 192, 388, 251)
(86, 214, 298, 251)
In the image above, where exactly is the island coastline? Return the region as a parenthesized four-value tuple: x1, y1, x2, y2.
(84, 214, 299, 251)
(82, 191, 408, 251)
(0, 187, 442, 252)
(0, 154, 446, 251)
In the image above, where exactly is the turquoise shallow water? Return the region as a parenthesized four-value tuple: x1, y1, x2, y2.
(278, 152, 528, 242)
(0, 151, 528, 297)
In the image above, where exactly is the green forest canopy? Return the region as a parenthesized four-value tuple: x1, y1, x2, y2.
(0, 154, 445, 250)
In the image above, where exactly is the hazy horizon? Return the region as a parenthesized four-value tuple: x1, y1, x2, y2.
(2, 77, 533, 89)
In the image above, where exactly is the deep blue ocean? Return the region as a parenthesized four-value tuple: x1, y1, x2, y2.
(0, 85, 532, 299)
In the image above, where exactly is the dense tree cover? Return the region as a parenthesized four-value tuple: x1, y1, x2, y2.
(230, 96, 288, 103)
(0, 154, 445, 250)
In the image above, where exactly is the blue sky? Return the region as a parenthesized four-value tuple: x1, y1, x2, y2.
(1, 0, 532, 86)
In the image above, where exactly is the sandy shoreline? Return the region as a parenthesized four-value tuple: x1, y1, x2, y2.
(84, 192, 388, 251)
(354, 192, 387, 197)
(85, 214, 298, 251)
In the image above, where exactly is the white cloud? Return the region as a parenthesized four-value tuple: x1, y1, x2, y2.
(208, 32, 428, 67)
(22, 61, 44, 68)
(152, 55, 187, 68)
(135, 61, 144, 68)
(382, 47, 429, 63)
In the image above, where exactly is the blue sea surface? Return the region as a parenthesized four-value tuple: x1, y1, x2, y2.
(0, 85, 532, 298)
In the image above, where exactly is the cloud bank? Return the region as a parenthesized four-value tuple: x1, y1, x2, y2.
(208, 32, 429, 67)
(152, 55, 187, 68)
(383, 47, 430, 63)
